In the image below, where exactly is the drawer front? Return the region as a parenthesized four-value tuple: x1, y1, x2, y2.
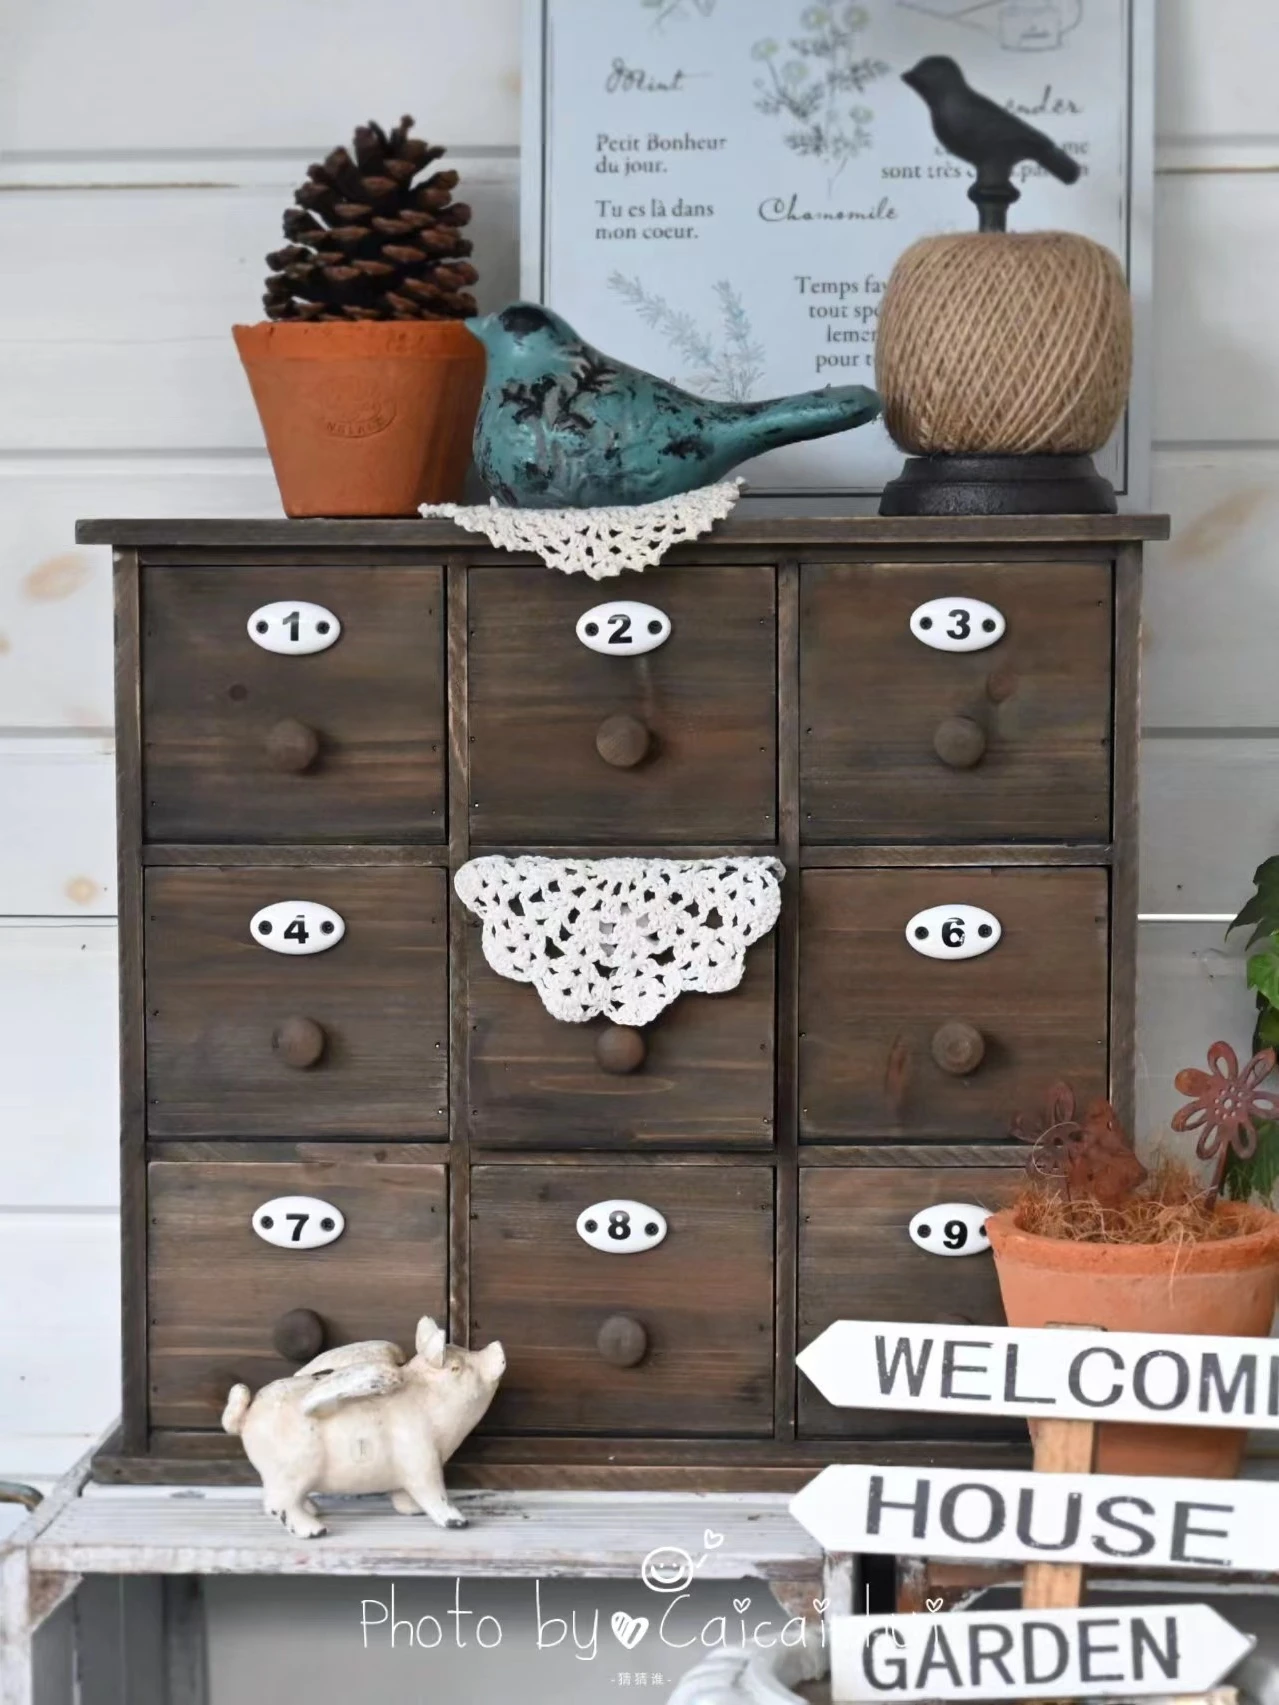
(148, 1159, 447, 1430)
(466, 928, 775, 1149)
(469, 1165, 775, 1435)
(143, 565, 445, 842)
(801, 562, 1112, 842)
(145, 866, 448, 1137)
(799, 868, 1108, 1141)
(468, 565, 776, 843)
(798, 1166, 1021, 1438)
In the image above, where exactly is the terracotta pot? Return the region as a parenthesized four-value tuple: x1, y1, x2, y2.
(986, 1205, 1279, 1478)
(232, 320, 485, 517)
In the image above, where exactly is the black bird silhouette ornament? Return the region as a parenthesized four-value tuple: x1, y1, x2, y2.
(902, 55, 1081, 231)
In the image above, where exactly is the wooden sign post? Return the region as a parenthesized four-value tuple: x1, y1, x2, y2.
(793, 1318, 1267, 1704)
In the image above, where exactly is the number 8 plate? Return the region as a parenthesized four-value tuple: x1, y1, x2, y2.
(576, 1199, 668, 1254)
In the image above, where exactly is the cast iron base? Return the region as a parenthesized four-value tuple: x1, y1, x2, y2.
(879, 453, 1117, 517)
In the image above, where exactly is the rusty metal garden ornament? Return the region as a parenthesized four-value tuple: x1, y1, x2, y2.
(1011, 1082, 1146, 1210)
(1172, 1041, 1279, 1202)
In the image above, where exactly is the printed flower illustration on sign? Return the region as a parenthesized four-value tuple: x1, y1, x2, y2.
(1172, 1040, 1279, 1201)
(752, 5, 890, 183)
(608, 274, 765, 402)
(641, 0, 716, 27)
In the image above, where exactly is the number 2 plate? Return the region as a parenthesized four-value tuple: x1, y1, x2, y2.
(576, 601, 671, 656)
(910, 596, 1005, 653)
(250, 900, 346, 956)
(576, 1199, 668, 1254)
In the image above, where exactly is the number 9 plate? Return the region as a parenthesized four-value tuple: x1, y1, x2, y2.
(908, 1202, 992, 1257)
(576, 1199, 668, 1254)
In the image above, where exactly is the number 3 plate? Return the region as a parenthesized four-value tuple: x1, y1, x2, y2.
(576, 1199, 668, 1254)
(910, 596, 1005, 653)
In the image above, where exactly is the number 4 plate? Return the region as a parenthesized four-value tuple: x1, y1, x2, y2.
(250, 900, 346, 955)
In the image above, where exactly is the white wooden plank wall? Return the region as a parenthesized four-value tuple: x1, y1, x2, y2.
(0, 0, 1275, 1493)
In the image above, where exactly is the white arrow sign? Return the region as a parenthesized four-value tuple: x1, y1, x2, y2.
(797, 1320, 1279, 1429)
(792, 1463, 1279, 1572)
(829, 1605, 1253, 1703)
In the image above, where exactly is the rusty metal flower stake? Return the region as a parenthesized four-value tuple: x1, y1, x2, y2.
(1011, 1082, 1146, 1210)
(1172, 1040, 1279, 1205)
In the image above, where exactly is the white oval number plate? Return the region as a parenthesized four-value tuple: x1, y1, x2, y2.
(250, 899, 345, 956)
(910, 596, 1005, 653)
(908, 1202, 992, 1258)
(905, 903, 1002, 961)
(252, 1195, 345, 1250)
(576, 601, 671, 656)
(576, 1199, 668, 1254)
(247, 600, 342, 656)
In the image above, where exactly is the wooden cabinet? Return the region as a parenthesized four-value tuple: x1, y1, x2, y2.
(801, 561, 1112, 843)
(465, 926, 775, 1148)
(147, 1157, 447, 1429)
(143, 564, 446, 843)
(468, 563, 777, 844)
(797, 1166, 1022, 1440)
(470, 1164, 775, 1435)
(798, 867, 1110, 1142)
(84, 513, 1162, 1486)
(145, 865, 449, 1137)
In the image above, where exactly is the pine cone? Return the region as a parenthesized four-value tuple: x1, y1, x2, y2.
(264, 116, 479, 322)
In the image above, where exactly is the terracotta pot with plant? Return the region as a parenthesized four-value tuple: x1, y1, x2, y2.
(987, 1048, 1279, 1480)
(234, 115, 485, 517)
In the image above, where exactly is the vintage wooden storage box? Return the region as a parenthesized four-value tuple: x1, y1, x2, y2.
(80, 514, 1167, 1488)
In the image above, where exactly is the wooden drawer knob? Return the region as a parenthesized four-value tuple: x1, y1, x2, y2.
(931, 1021, 986, 1077)
(595, 1024, 647, 1074)
(272, 1015, 328, 1070)
(264, 717, 321, 773)
(595, 713, 650, 768)
(273, 1307, 326, 1364)
(933, 716, 987, 769)
(597, 1314, 649, 1368)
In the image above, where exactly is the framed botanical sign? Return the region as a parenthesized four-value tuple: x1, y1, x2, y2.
(521, 0, 1154, 502)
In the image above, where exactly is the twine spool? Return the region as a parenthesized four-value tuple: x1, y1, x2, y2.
(875, 231, 1132, 457)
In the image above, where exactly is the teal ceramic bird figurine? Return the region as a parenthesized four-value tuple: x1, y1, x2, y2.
(465, 302, 880, 508)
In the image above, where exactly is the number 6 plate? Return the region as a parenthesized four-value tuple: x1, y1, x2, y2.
(905, 903, 1002, 961)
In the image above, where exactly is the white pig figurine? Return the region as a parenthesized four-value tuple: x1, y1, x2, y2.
(222, 1316, 505, 1537)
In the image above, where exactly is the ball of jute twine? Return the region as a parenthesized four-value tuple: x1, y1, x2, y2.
(875, 231, 1132, 456)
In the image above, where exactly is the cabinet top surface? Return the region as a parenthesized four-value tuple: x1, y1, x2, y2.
(76, 514, 1170, 549)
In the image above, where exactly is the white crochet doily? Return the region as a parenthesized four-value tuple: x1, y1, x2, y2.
(420, 480, 743, 579)
(455, 854, 784, 1026)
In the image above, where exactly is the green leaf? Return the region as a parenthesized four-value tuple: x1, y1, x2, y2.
(1229, 856, 1279, 949)
(1257, 1002, 1279, 1052)
(1222, 1118, 1279, 1204)
(1247, 936, 1279, 1010)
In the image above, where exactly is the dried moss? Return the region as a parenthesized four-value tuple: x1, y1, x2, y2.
(1009, 1161, 1269, 1246)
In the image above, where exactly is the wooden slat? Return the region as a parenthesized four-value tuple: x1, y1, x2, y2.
(1142, 737, 1279, 913)
(0, 3, 521, 153)
(0, 923, 118, 1207)
(0, 739, 115, 915)
(1136, 921, 1258, 1145)
(77, 516, 1172, 547)
(33, 1489, 822, 1581)
(0, 1215, 120, 1465)
(1145, 448, 1279, 729)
